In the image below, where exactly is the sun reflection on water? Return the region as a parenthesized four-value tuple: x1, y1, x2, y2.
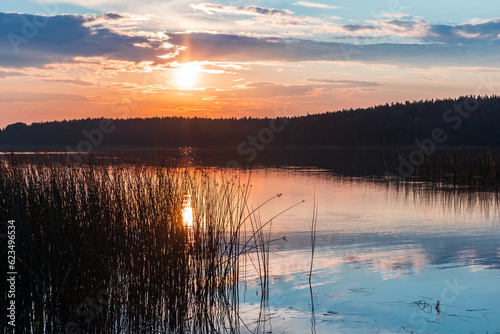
(182, 194, 194, 228)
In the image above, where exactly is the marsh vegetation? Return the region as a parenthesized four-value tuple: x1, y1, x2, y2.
(2, 148, 500, 333)
(0, 154, 280, 333)
(390, 148, 500, 191)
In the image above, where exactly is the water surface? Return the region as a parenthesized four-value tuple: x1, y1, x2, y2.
(236, 168, 500, 333)
(6, 149, 499, 333)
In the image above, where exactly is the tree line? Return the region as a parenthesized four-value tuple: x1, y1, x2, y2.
(1, 95, 500, 148)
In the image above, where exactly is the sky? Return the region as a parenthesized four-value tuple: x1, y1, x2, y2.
(1, 0, 500, 128)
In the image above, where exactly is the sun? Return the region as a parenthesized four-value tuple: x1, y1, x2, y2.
(175, 62, 201, 89)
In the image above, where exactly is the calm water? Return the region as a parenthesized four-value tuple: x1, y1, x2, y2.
(6, 149, 500, 332)
(233, 168, 500, 333)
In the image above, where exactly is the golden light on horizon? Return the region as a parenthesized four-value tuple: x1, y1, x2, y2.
(175, 62, 201, 89)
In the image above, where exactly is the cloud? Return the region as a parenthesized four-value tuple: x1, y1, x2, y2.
(190, 2, 325, 33)
(236, 14, 324, 30)
(42, 79, 94, 86)
(0, 12, 173, 68)
(235, 81, 318, 98)
(0, 91, 88, 103)
(0, 70, 26, 79)
(294, 2, 339, 10)
(332, 17, 500, 43)
(2, 12, 500, 71)
(380, 13, 410, 19)
(424, 18, 500, 43)
(342, 24, 377, 32)
(203, 79, 380, 100)
(167, 32, 500, 67)
(316, 18, 429, 39)
(190, 3, 293, 16)
(306, 79, 380, 87)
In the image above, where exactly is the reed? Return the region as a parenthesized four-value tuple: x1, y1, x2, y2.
(0, 153, 274, 333)
(392, 148, 500, 191)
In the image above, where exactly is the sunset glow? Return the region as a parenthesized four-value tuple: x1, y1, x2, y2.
(1, 1, 500, 127)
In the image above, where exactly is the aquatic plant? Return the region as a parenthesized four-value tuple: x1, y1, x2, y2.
(390, 148, 500, 191)
(0, 153, 276, 333)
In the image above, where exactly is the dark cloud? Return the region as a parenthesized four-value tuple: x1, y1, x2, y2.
(343, 24, 376, 32)
(250, 6, 290, 16)
(385, 19, 423, 29)
(1, 12, 500, 70)
(100, 12, 125, 20)
(167, 32, 500, 67)
(0, 12, 170, 68)
(327, 18, 500, 45)
(423, 19, 500, 43)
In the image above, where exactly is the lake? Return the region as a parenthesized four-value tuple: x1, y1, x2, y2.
(228, 167, 500, 333)
(3, 148, 500, 333)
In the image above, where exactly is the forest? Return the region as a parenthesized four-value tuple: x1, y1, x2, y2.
(1, 95, 500, 148)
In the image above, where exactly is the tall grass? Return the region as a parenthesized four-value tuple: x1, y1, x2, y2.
(394, 148, 500, 190)
(0, 154, 274, 333)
